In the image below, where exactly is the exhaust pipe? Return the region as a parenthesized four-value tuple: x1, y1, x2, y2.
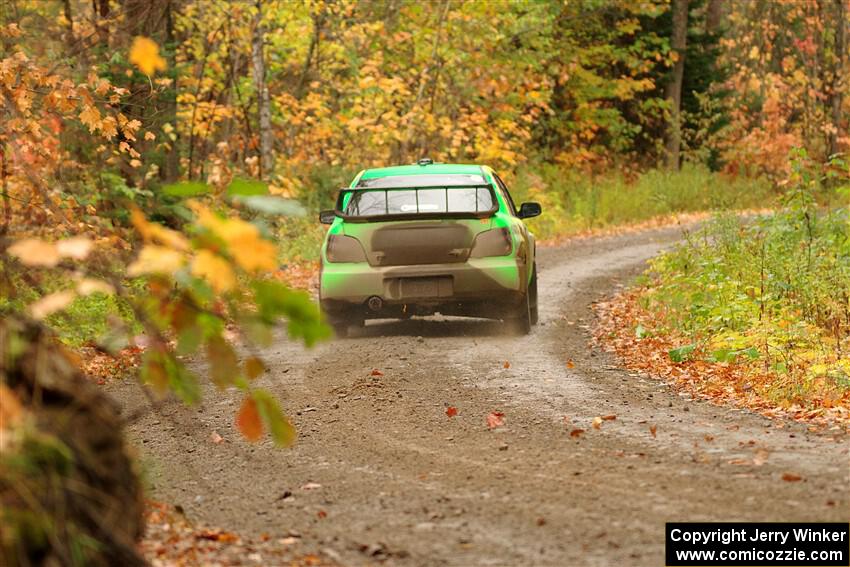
(367, 296, 383, 311)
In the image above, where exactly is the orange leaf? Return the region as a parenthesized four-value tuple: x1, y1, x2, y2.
(236, 397, 263, 442)
(486, 411, 505, 429)
(592, 416, 603, 429)
(244, 357, 265, 380)
(503, 361, 511, 369)
(649, 424, 657, 438)
(782, 473, 802, 482)
(570, 428, 585, 438)
(370, 368, 384, 376)
(602, 415, 617, 421)
(446, 406, 458, 417)
(566, 359, 575, 369)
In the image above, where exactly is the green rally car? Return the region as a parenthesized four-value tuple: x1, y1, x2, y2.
(318, 159, 541, 337)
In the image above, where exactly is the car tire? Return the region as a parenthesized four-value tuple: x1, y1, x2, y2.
(328, 316, 351, 338)
(529, 263, 539, 326)
(506, 292, 532, 335)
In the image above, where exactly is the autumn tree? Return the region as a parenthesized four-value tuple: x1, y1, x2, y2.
(665, 0, 689, 170)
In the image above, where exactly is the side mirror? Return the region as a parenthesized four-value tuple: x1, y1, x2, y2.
(319, 210, 336, 225)
(517, 202, 542, 219)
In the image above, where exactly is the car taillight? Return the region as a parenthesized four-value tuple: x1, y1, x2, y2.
(470, 228, 512, 258)
(326, 234, 367, 263)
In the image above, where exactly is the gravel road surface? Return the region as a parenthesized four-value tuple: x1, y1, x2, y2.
(114, 226, 849, 566)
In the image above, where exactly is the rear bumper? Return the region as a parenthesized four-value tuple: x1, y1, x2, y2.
(320, 257, 527, 319)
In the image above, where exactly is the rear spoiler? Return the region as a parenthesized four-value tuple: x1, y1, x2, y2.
(333, 184, 498, 223)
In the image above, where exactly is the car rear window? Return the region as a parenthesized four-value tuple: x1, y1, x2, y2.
(344, 187, 495, 216)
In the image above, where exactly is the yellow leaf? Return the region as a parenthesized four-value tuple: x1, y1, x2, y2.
(191, 204, 277, 272)
(128, 245, 185, 276)
(129, 36, 167, 76)
(30, 290, 76, 319)
(131, 208, 189, 250)
(8, 238, 61, 267)
(56, 236, 93, 260)
(191, 250, 236, 293)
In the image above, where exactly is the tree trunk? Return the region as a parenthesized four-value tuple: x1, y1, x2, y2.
(162, 0, 179, 181)
(665, 0, 689, 170)
(0, 316, 145, 566)
(93, 0, 109, 45)
(827, 0, 846, 157)
(705, 0, 722, 34)
(62, 0, 74, 47)
(252, 0, 273, 179)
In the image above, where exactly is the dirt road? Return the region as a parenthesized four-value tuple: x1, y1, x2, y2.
(114, 226, 849, 566)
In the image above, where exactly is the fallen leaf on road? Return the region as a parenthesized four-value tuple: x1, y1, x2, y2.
(503, 361, 511, 369)
(317, 510, 327, 519)
(566, 359, 575, 368)
(704, 435, 714, 442)
(301, 482, 322, 490)
(210, 431, 224, 444)
(487, 411, 505, 429)
(446, 406, 458, 417)
(370, 369, 384, 376)
(196, 529, 239, 543)
(592, 416, 603, 429)
(727, 458, 750, 465)
(782, 473, 803, 482)
(570, 428, 585, 438)
(649, 424, 657, 438)
(753, 449, 769, 466)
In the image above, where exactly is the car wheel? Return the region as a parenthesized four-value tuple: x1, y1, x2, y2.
(506, 292, 532, 335)
(529, 263, 539, 326)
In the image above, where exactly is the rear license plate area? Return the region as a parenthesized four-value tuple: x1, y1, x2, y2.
(395, 276, 453, 299)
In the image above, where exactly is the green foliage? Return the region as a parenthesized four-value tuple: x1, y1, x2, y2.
(0, 274, 141, 349)
(252, 280, 330, 346)
(669, 343, 696, 363)
(252, 389, 297, 447)
(235, 195, 306, 216)
(162, 181, 210, 197)
(227, 178, 269, 197)
(641, 152, 850, 404)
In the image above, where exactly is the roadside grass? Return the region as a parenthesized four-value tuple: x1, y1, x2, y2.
(0, 272, 141, 349)
(511, 163, 775, 241)
(595, 158, 850, 425)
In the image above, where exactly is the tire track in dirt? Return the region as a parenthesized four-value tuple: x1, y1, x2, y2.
(114, 226, 849, 567)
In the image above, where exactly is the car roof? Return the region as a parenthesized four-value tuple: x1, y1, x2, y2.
(358, 163, 489, 181)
